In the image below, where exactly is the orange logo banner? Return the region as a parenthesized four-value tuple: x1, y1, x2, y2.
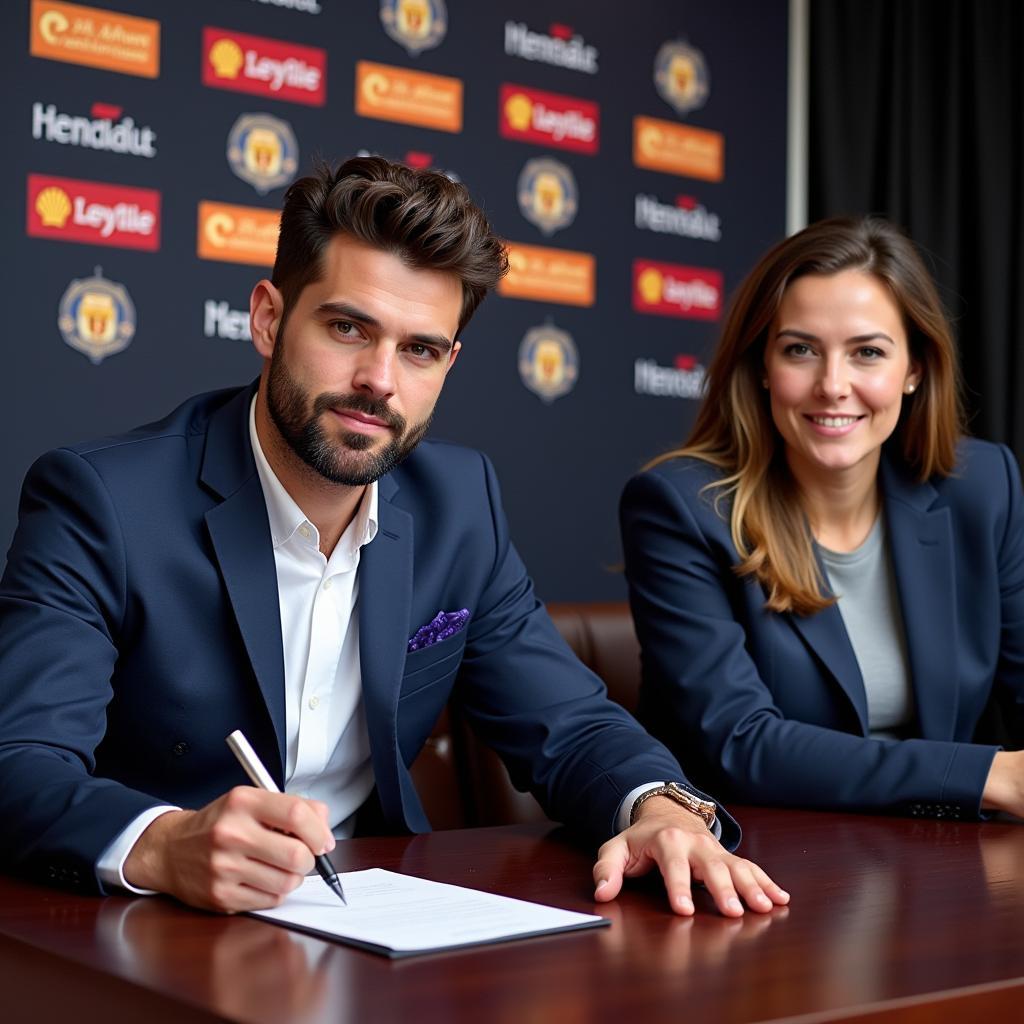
(30, 0, 160, 78)
(499, 242, 595, 307)
(633, 116, 724, 182)
(355, 61, 463, 134)
(197, 201, 279, 267)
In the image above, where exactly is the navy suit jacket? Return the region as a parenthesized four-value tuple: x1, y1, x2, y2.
(621, 438, 1024, 818)
(0, 385, 712, 892)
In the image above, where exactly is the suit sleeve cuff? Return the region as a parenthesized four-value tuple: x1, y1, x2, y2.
(615, 782, 722, 840)
(97, 805, 180, 894)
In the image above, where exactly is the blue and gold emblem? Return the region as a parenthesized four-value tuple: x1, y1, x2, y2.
(518, 322, 579, 403)
(380, 0, 447, 56)
(57, 268, 136, 365)
(227, 113, 299, 195)
(516, 157, 578, 236)
(654, 39, 710, 116)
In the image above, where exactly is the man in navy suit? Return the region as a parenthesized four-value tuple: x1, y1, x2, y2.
(0, 157, 787, 917)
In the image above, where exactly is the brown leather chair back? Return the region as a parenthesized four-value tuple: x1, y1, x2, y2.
(409, 602, 641, 828)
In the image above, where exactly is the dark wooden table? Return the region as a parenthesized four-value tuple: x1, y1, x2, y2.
(2, 807, 1023, 1023)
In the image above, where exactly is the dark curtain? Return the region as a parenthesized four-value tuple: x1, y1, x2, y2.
(809, 0, 1024, 458)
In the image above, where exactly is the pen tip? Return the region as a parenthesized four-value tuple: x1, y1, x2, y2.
(330, 877, 347, 905)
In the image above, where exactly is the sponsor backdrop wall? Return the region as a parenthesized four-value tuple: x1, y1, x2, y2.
(3, 0, 788, 601)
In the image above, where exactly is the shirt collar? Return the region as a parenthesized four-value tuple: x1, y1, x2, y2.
(248, 394, 378, 552)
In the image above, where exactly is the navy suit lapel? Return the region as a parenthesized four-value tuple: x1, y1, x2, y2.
(357, 475, 420, 827)
(788, 582, 870, 734)
(880, 457, 958, 740)
(200, 385, 288, 780)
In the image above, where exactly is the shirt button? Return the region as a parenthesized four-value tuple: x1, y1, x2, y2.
(322, 579, 332, 591)
(308, 696, 320, 710)
(299, 525, 311, 539)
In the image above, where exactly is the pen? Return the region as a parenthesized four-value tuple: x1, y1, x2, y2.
(226, 729, 347, 905)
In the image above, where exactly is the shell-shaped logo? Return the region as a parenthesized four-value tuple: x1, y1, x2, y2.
(36, 186, 72, 228)
(518, 322, 579, 403)
(227, 113, 300, 195)
(638, 268, 664, 305)
(210, 38, 245, 79)
(57, 267, 136, 365)
(505, 93, 533, 133)
(380, 0, 448, 56)
(654, 40, 710, 117)
(516, 158, 578, 237)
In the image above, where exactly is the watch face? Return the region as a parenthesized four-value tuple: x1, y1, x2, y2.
(667, 784, 715, 823)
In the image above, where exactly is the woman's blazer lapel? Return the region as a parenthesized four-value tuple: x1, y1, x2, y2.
(782, 456, 959, 740)
(787, 586, 870, 734)
(880, 457, 959, 740)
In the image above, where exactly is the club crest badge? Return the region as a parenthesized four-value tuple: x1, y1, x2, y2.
(654, 39, 710, 116)
(518, 322, 579, 403)
(227, 113, 299, 195)
(516, 157, 578, 236)
(57, 268, 136, 364)
(380, 0, 448, 55)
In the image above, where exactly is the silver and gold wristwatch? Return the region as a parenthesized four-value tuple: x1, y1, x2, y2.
(629, 782, 717, 828)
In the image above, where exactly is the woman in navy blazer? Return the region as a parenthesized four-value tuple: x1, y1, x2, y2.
(622, 217, 1024, 819)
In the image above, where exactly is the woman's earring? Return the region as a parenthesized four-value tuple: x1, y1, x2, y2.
(905, 383, 916, 394)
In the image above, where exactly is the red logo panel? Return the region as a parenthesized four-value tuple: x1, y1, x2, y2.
(27, 173, 161, 251)
(632, 259, 722, 320)
(499, 83, 599, 155)
(202, 27, 326, 107)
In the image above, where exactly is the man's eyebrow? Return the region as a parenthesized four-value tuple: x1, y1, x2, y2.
(315, 301, 453, 352)
(314, 302, 381, 328)
(410, 332, 454, 353)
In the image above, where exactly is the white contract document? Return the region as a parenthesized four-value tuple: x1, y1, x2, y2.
(252, 868, 609, 957)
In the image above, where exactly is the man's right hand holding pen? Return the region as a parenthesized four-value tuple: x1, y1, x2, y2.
(122, 788, 336, 913)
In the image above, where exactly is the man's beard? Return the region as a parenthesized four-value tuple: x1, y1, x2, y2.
(266, 345, 433, 486)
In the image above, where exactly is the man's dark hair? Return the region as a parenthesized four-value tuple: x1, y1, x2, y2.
(272, 156, 508, 337)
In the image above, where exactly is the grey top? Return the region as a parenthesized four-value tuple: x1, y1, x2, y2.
(819, 516, 915, 737)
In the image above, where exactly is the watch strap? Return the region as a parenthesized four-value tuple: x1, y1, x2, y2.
(629, 782, 717, 828)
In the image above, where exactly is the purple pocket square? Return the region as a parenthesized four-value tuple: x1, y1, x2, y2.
(407, 608, 470, 652)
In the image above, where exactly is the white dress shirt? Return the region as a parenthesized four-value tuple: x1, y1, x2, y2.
(97, 397, 378, 891)
(248, 397, 378, 828)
